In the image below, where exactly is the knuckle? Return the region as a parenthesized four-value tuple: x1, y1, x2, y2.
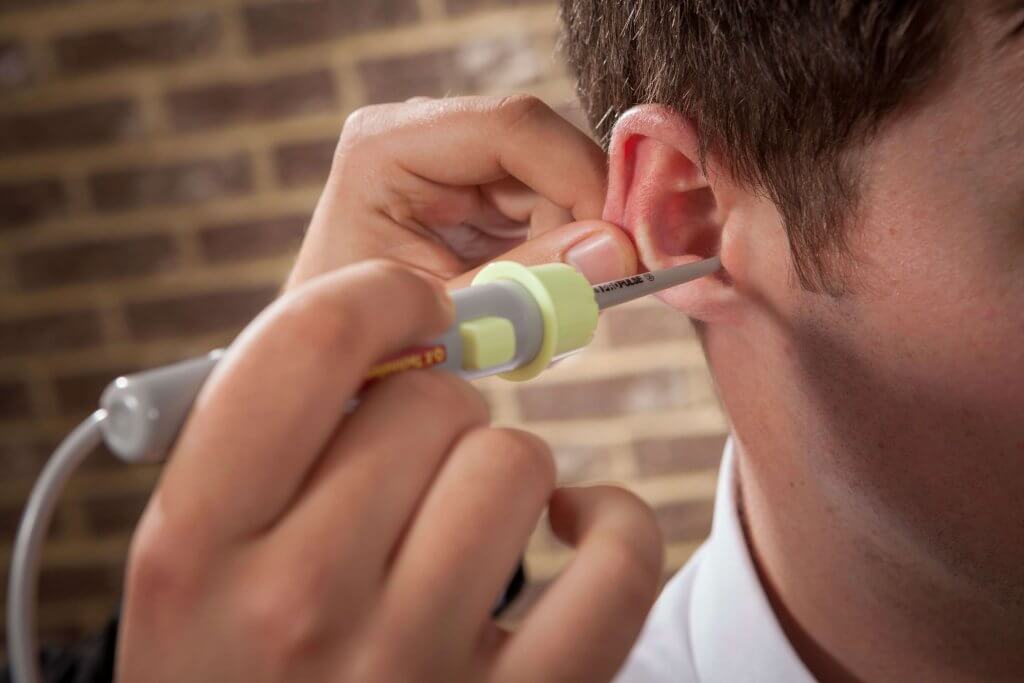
(345, 641, 412, 683)
(593, 486, 665, 589)
(338, 101, 425, 157)
(275, 288, 365, 359)
(470, 427, 557, 494)
(361, 256, 416, 282)
(272, 260, 444, 365)
(596, 532, 663, 615)
(360, 257, 414, 285)
(125, 505, 203, 611)
(336, 105, 403, 169)
(339, 104, 387, 144)
(240, 562, 330, 667)
(493, 93, 549, 130)
(360, 258, 442, 312)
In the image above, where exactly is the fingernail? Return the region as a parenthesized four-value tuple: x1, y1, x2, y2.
(565, 233, 628, 284)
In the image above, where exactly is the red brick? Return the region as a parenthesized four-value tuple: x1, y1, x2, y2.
(0, 379, 32, 419)
(553, 444, 616, 483)
(198, 213, 308, 263)
(0, 177, 67, 231)
(0, 437, 118, 480)
(0, 0, 86, 10)
(0, 39, 32, 92)
(1, 501, 26, 543)
(123, 285, 277, 341)
(517, 370, 689, 421)
(88, 153, 253, 211)
(634, 434, 726, 477)
(166, 69, 337, 132)
(0, 487, 67, 544)
(243, 0, 420, 54)
(0, 438, 55, 478)
(0, 309, 103, 356)
(457, 36, 545, 91)
(605, 305, 695, 347)
(445, 0, 549, 16)
(81, 492, 150, 535)
(78, 443, 129, 473)
(654, 499, 714, 544)
(14, 234, 178, 290)
(53, 366, 140, 415)
(39, 565, 119, 602)
(54, 13, 223, 75)
(357, 39, 543, 105)
(273, 137, 334, 187)
(358, 50, 453, 103)
(0, 99, 139, 156)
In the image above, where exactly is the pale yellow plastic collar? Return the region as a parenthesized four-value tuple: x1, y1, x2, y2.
(472, 261, 599, 381)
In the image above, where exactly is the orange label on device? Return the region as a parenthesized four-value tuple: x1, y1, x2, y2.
(366, 345, 448, 381)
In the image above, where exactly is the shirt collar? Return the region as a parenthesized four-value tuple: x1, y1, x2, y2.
(688, 437, 815, 683)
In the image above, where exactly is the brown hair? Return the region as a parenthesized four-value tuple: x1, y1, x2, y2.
(559, 1, 957, 293)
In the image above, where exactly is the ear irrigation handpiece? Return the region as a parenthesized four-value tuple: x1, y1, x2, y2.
(97, 256, 720, 464)
(7, 255, 719, 683)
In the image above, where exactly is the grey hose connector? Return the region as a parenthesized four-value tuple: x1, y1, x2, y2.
(100, 350, 223, 464)
(7, 410, 107, 683)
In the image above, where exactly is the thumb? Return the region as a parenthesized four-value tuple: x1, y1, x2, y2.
(447, 220, 638, 289)
(490, 485, 663, 683)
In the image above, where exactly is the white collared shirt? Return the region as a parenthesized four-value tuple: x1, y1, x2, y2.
(614, 438, 815, 682)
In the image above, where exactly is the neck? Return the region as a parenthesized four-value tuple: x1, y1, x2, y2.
(734, 439, 1024, 683)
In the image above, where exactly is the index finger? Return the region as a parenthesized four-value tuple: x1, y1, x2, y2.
(157, 261, 454, 543)
(347, 95, 608, 222)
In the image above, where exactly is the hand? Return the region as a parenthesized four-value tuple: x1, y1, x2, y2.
(117, 261, 664, 682)
(286, 95, 638, 291)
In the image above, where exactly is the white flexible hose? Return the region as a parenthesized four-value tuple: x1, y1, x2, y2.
(7, 410, 107, 683)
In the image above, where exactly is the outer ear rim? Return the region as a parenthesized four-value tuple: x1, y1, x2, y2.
(604, 105, 706, 225)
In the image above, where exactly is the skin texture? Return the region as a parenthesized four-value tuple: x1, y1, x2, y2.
(117, 95, 663, 683)
(604, 10, 1024, 683)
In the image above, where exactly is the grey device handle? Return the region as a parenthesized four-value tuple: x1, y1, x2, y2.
(100, 350, 225, 464)
(99, 280, 543, 465)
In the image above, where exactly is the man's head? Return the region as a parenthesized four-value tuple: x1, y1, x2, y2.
(561, 0, 1024, 637)
(562, 1, 965, 294)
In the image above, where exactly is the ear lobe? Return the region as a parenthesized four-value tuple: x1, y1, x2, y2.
(604, 104, 735, 322)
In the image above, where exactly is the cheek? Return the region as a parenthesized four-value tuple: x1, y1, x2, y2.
(790, 275, 1024, 585)
(853, 208, 1024, 420)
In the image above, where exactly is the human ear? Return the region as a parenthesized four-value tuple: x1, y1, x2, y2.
(604, 104, 737, 322)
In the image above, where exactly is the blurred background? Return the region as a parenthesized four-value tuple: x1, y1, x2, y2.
(0, 0, 728, 652)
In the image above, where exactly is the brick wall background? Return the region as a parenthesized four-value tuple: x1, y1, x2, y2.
(0, 0, 729, 652)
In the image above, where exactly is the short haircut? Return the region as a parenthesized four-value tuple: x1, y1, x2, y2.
(559, 1, 962, 293)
